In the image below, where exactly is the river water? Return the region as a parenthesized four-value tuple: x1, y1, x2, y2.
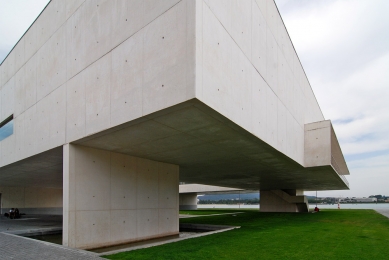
(198, 204, 389, 210)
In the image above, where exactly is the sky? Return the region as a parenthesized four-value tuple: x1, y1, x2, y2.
(275, 0, 389, 198)
(0, 0, 388, 198)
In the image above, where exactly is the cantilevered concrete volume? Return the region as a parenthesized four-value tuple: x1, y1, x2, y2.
(0, 0, 349, 249)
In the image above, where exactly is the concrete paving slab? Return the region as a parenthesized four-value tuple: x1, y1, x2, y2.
(0, 214, 104, 259)
(375, 209, 389, 219)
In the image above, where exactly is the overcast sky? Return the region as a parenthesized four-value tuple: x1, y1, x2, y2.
(276, 0, 389, 198)
(1, 1, 388, 198)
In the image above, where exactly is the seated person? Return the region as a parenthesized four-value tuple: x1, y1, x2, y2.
(14, 208, 20, 219)
(314, 206, 320, 212)
(9, 208, 15, 219)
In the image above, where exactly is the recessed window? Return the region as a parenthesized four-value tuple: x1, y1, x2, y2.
(0, 115, 13, 141)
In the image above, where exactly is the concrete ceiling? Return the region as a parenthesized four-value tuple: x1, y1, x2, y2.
(0, 99, 348, 191)
(75, 99, 348, 191)
(0, 147, 63, 188)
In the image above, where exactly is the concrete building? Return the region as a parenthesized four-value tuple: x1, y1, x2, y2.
(179, 183, 247, 210)
(339, 198, 377, 203)
(0, 0, 349, 249)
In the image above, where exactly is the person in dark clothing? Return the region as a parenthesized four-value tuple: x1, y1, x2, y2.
(14, 208, 20, 219)
(9, 208, 15, 219)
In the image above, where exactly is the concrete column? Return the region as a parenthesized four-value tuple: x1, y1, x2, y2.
(63, 144, 179, 249)
(260, 190, 309, 213)
(179, 193, 198, 210)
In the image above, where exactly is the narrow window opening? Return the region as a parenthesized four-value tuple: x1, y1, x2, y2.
(0, 115, 14, 141)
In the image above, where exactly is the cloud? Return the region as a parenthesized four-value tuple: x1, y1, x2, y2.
(317, 50, 389, 156)
(278, 0, 389, 83)
(276, 0, 389, 197)
(277, 0, 389, 156)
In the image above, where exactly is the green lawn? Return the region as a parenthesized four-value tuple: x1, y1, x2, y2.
(104, 210, 389, 260)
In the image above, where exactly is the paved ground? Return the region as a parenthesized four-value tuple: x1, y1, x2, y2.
(0, 233, 103, 260)
(0, 214, 62, 235)
(0, 214, 103, 259)
(375, 209, 389, 219)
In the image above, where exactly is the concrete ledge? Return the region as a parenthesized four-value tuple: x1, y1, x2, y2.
(179, 205, 197, 210)
(5, 227, 62, 237)
(2, 208, 63, 215)
(97, 223, 240, 256)
(180, 223, 238, 231)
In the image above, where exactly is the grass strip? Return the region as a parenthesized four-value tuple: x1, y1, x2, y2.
(104, 209, 389, 260)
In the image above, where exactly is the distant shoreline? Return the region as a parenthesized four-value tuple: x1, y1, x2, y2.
(198, 204, 389, 210)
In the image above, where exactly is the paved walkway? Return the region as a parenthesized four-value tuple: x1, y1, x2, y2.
(0, 232, 103, 260)
(0, 215, 62, 235)
(375, 209, 389, 219)
(0, 215, 103, 259)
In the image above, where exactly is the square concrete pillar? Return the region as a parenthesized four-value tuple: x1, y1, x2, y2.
(63, 144, 179, 249)
(179, 193, 198, 210)
(260, 190, 308, 213)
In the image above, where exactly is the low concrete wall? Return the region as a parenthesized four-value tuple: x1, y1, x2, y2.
(179, 205, 197, 210)
(179, 193, 197, 210)
(0, 187, 63, 215)
(2, 207, 63, 216)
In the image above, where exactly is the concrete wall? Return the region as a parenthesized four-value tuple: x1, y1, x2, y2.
(0, 0, 196, 168)
(260, 190, 305, 212)
(305, 120, 349, 175)
(63, 144, 179, 249)
(179, 193, 198, 210)
(304, 120, 331, 168)
(1, 0, 326, 169)
(0, 186, 62, 215)
(195, 0, 325, 165)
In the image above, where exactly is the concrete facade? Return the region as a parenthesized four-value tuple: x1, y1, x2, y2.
(0, 0, 350, 248)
